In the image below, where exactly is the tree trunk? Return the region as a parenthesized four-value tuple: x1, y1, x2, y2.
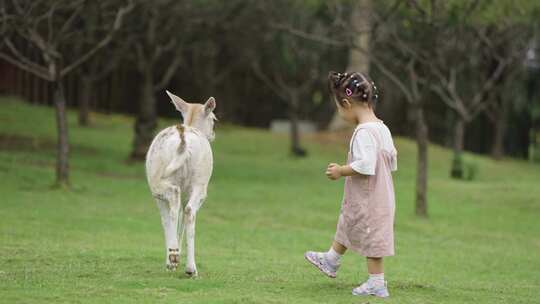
(528, 112, 537, 162)
(451, 118, 465, 179)
(32, 74, 40, 103)
(15, 68, 23, 98)
(491, 106, 506, 160)
(328, 0, 371, 130)
(289, 93, 306, 157)
(526, 72, 538, 161)
(130, 67, 157, 160)
(54, 80, 70, 187)
(22, 68, 30, 101)
(39, 77, 46, 104)
(78, 77, 92, 126)
(414, 106, 428, 217)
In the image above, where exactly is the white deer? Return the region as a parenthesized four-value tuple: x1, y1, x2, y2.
(145, 90, 216, 276)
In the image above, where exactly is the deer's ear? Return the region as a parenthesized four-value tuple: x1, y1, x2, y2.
(166, 90, 189, 114)
(204, 97, 216, 115)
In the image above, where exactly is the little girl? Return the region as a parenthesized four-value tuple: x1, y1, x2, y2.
(305, 71, 397, 298)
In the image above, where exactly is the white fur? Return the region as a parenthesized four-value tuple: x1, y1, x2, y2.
(145, 91, 216, 276)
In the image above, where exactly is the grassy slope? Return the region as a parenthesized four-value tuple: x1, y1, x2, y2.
(0, 98, 539, 304)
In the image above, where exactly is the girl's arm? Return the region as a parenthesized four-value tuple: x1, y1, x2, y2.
(326, 163, 359, 180)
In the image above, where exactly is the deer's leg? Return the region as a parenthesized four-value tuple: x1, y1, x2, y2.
(156, 198, 176, 270)
(185, 209, 197, 276)
(178, 205, 186, 258)
(155, 186, 182, 270)
(184, 185, 207, 277)
(167, 186, 182, 270)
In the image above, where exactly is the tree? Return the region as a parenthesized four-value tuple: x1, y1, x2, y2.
(428, 7, 529, 175)
(74, 2, 128, 126)
(482, 27, 528, 160)
(126, 0, 191, 160)
(187, 1, 246, 97)
(327, 0, 372, 131)
(252, 1, 334, 156)
(526, 37, 540, 161)
(0, 0, 133, 186)
(76, 50, 119, 126)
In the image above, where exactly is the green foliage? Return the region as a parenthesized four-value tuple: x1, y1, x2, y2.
(1, 99, 540, 303)
(450, 153, 464, 179)
(471, 0, 540, 24)
(464, 159, 480, 181)
(451, 154, 479, 181)
(394, 0, 540, 24)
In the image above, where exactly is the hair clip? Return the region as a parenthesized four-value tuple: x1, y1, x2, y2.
(345, 88, 353, 96)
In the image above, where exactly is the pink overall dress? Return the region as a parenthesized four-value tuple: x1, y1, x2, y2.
(334, 125, 396, 257)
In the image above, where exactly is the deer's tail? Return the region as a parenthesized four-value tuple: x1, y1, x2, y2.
(176, 124, 186, 153)
(160, 125, 188, 179)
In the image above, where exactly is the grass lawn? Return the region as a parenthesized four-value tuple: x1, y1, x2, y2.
(1, 98, 539, 304)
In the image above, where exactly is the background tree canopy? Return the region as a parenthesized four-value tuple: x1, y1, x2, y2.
(1, 0, 539, 183)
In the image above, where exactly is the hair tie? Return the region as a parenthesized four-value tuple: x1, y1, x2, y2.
(345, 88, 352, 96)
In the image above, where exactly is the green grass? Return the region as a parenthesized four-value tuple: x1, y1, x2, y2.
(0, 97, 539, 304)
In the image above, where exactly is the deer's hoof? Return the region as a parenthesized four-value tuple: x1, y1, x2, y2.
(167, 249, 180, 271)
(185, 267, 198, 277)
(169, 253, 180, 264)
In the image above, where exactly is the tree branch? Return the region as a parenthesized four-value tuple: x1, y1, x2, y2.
(2, 37, 49, 75)
(57, 0, 85, 39)
(60, 1, 134, 77)
(270, 22, 346, 47)
(251, 61, 288, 101)
(369, 52, 415, 104)
(0, 52, 52, 80)
(154, 56, 182, 92)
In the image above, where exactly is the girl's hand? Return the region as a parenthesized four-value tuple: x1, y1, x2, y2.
(326, 163, 342, 180)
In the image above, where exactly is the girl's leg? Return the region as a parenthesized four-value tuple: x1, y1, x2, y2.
(366, 257, 383, 274)
(326, 240, 346, 265)
(304, 240, 346, 278)
(352, 257, 389, 297)
(332, 240, 347, 255)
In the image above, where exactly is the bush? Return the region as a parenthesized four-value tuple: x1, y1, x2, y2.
(451, 153, 479, 181)
(464, 160, 479, 181)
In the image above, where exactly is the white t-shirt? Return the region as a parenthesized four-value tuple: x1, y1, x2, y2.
(349, 121, 397, 175)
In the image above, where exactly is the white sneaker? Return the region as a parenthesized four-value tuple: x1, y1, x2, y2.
(352, 280, 390, 298)
(304, 251, 340, 278)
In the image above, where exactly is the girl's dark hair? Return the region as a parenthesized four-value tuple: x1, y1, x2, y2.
(328, 71, 379, 107)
